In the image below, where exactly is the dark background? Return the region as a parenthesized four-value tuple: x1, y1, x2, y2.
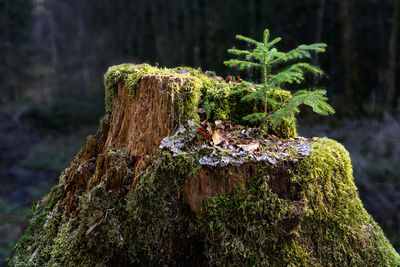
(1, 0, 399, 264)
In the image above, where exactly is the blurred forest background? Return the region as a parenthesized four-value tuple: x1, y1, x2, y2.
(1, 0, 399, 264)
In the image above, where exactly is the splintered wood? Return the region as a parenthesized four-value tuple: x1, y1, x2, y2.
(62, 75, 189, 213)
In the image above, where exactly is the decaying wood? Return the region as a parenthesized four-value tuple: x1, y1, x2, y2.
(63, 75, 191, 213)
(184, 163, 255, 213)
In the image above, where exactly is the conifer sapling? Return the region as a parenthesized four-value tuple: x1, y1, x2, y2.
(224, 28, 335, 131)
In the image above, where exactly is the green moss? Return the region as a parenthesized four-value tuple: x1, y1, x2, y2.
(294, 138, 400, 266)
(10, 150, 201, 266)
(195, 138, 400, 266)
(10, 183, 65, 266)
(122, 151, 201, 264)
(10, 181, 128, 266)
(266, 89, 297, 138)
(45, 184, 125, 267)
(104, 64, 205, 114)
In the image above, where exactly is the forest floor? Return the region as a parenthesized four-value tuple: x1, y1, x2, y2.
(0, 106, 399, 265)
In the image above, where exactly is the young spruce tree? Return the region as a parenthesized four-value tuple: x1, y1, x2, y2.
(224, 28, 334, 130)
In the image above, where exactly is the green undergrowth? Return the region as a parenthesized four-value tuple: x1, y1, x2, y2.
(104, 63, 297, 138)
(10, 138, 400, 266)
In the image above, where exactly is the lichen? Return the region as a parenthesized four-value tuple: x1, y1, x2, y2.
(159, 122, 310, 167)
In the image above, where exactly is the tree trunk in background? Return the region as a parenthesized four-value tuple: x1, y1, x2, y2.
(48, 10, 58, 68)
(249, 0, 261, 39)
(0, 0, 33, 100)
(315, 0, 326, 43)
(337, 0, 361, 109)
(328, 0, 337, 97)
(313, 0, 326, 88)
(337, 0, 351, 92)
(386, 0, 399, 108)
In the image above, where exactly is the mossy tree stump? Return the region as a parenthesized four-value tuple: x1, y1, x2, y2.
(10, 64, 400, 266)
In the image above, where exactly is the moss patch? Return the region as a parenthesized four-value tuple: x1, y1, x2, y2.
(194, 138, 400, 266)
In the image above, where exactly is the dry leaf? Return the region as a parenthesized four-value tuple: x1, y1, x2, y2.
(196, 127, 212, 140)
(198, 107, 205, 113)
(205, 122, 213, 135)
(200, 120, 213, 135)
(206, 124, 213, 135)
(215, 120, 223, 127)
(242, 139, 251, 145)
(212, 128, 228, 145)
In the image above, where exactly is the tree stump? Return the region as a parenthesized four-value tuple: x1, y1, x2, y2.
(11, 64, 400, 266)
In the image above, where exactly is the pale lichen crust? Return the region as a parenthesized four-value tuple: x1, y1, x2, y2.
(159, 120, 312, 167)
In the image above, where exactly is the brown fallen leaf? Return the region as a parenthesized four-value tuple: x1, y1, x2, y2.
(215, 120, 223, 127)
(212, 128, 228, 145)
(242, 139, 251, 145)
(198, 107, 206, 113)
(206, 123, 213, 135)
(196, 127, 212, 140)
(200, 120, 213, 135)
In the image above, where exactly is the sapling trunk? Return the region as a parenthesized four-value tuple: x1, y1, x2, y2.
(262, 50, 268, 129)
